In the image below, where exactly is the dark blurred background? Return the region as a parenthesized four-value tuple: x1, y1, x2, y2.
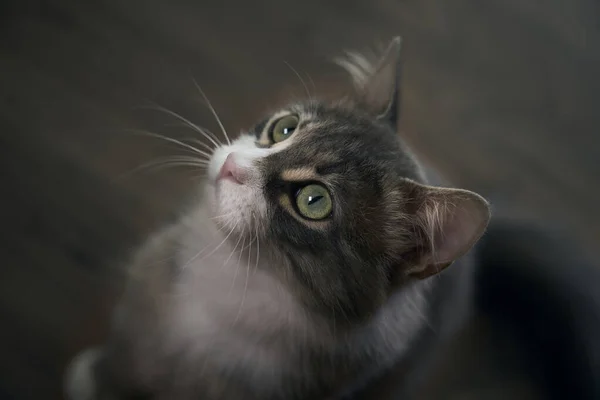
(1, 0, 599, 399)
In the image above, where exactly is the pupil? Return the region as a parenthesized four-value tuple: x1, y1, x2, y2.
(283, 126, 295, 135)
(307, 195, 323, 205)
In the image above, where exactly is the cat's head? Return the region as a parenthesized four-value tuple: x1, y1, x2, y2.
(206, 38, 490, 322)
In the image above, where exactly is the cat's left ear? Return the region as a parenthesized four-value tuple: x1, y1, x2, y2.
(403, 181, 491, 279)
(359, 37, 402, 128)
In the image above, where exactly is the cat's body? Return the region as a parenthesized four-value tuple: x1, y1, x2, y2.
(68, 190, 438, 400)
(65, 38, 600, 400)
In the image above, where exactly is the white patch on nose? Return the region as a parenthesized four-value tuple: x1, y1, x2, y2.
(207, 134, 271, 233)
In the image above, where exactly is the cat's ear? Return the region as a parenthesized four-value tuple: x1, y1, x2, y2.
(347, 37, 402, 128)
(404, 181, 491, 279)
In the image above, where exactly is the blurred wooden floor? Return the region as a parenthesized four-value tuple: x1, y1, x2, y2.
(1, 0, 599, 399)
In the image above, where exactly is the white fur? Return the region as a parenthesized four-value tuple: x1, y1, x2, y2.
(157, 132, 317, 388)
(334, 50, 380, 90)
(207, 134, 270, 232)
(64, 347, 102, 400)
(206, 127, 303, 233)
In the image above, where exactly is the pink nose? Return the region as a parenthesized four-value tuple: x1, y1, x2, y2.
(217, 153, 246, 184)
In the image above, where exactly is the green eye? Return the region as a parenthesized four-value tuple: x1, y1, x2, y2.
(295, 184, 332, 220)
(271, 115, 299, 143)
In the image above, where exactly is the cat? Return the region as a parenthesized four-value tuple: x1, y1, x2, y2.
(64, 37, 600, 400)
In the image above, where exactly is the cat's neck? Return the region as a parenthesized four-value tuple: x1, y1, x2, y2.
(171, 200, 436, 397)
(334, 255, 475, 399)
(331, 278, 435, 397)
(179, 179, 468, 399)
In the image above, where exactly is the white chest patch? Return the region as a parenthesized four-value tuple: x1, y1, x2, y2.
(161, 205, 309, 383)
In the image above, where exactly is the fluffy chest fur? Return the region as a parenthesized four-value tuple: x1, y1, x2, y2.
(164, 204, 310, 381)
(156, 202, 433, 397)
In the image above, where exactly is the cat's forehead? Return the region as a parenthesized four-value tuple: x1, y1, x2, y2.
(254, 101, 391, 144)
(253, 102, 330, 137)
(249, 101, 423, 182)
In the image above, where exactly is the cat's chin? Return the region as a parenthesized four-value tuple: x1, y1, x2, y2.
(203, 178, 266, 239)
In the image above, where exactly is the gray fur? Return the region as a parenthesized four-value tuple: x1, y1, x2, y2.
(65, 37, 490, 400)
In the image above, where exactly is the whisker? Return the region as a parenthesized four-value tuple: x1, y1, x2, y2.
(117, 158, 209, 181)
(225, 229, 244, 266)
(144, 155, 211, 165)
(237, 231, 258, 252)
(163, 122, 220, 149)
(182, 220, 238, 269)
(171, 145, 213, 159)
(186, 137, 218, 154)
(236, 234, 246, 270)
(191, 77, 232, 146)
(233, 214, 254, 324)
(196, 220, 240, 263)
(210, 211, 239, 221)
(145, 161, 208, 170)
(227, 229, 246, 296)
(191, 173, 209, 182)
(306, 72, 317, 94)
(252, 216, 263, 277)
(160, 124, 217, 153)
(124, 129, 212, 158)
(139, 102, 222, 149)
(254, 217, 260, 274)
(283, 60, 312, 101)
(141, 161, 208, 172)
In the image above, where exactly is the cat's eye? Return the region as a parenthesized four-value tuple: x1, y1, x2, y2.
(294, 184, 332, 220)
(271, 115, 299, 143)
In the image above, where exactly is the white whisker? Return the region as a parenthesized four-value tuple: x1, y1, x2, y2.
(196, 222, 240, 263)
(191, 78, 232, 146)
(163, 123, 220, 152)
(210, 210, 239, 221)
(233, 214, 254, 324)
(186, 137, 218, 154)
(228, 230, 246, 296)
(137, 161, 208, 172)
(225, 230, 244, 266)
(125, 129, 212, 158)
(142, 155, 211, 166)
(182, 220, 238, 269)
(252, 216, 263, 276)
(254, 218, 260, 274)
(283, 60, 312, 101)
(306, 72, 317, 94)
(191, 172, 208, 182)
(140, 103, 222, 149)
(117, 158, 209, 180)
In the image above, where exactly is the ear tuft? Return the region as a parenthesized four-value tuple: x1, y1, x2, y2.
(335, 37, 403, 127)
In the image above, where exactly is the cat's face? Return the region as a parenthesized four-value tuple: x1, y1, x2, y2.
(207, 101, 423, 319)
(205, 38, 490, 322)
